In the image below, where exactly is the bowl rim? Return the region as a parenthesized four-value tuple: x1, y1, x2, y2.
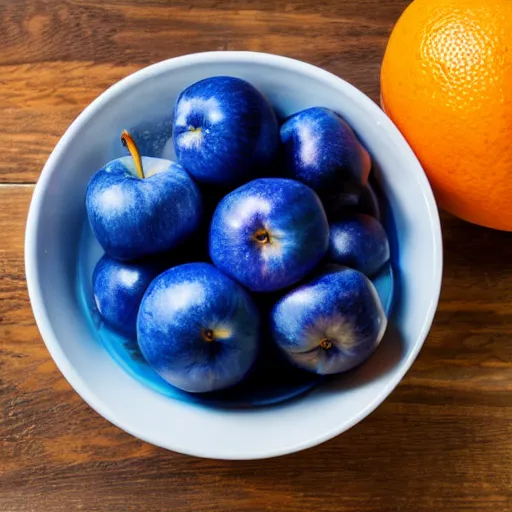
(25, 51, 443, 459)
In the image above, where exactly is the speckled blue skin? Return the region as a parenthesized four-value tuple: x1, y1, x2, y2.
(328, 214, 390, 277)
(137, 263, 260, 393)
(271, 266, 387, 375)
(92, 255, 161, 339)
(86, 156, 202, 261)
(280, 107, 371, 213)
(209, 178, 330, 292)
(173, 76, 279, 186)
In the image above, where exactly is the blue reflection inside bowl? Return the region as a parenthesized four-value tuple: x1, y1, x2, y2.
(77, 118, 397, 408)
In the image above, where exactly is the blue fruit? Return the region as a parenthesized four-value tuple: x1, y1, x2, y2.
(280, 106, 371, 196)
(173, 76, 279, 186)
(323, 183, 381, 220)
(353, 183, 380, 219)
(271, 266, 387, 375)
(86, 150, 202, 261)
(92, 255, 161, 339)
(328, 214, 390, 276)
(209, 178, 330, 292)
(137, 263, 260, 393)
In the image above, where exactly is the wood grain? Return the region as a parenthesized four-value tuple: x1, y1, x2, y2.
(1, 1, 512, 511)
(0, 0, 405, 183)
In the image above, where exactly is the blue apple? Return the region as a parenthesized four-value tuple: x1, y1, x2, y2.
(353, 183, 380, 220)
(86, 131, 202, 261)
(173, 76, 279, 186)
(209, 178, 329, 292)
(280, 107, 371, 213)
(328, 214, 390, 276)
(323, 183, 381, 220)
(137, 263, 260, 393)
(92, 255, 162, 339)
(271, 266, 387, 375)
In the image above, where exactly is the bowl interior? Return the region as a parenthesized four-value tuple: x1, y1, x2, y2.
(26, 52, 441, 459)
(77, 194, 395, 408)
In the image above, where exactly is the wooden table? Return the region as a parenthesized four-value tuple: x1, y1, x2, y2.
(2, 1, 512, 510)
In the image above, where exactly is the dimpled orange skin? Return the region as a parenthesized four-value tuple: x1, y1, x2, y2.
(381, 0, 512, 231)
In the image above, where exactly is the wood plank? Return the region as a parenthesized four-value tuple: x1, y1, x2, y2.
(3, 0, 512, 510)
(1, 185, 511, 511)
(0, 0, 404, 183)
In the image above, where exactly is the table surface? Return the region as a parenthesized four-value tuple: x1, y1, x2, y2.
(1, 1, 512, 511)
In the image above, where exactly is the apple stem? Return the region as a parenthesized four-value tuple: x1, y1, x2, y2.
(121, 130, 145, 179)
(319, 338, 333, 350)
(202, 328, 215, 342)
(253, 228, 271, 245)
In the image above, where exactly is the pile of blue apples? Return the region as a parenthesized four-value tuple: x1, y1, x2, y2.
(86, 76, 390, 394)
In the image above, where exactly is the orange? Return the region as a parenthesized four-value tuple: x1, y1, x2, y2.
(381, 0, 512, 231)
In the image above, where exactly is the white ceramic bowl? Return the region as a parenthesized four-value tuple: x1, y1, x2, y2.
(25, 52, 442, 459)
